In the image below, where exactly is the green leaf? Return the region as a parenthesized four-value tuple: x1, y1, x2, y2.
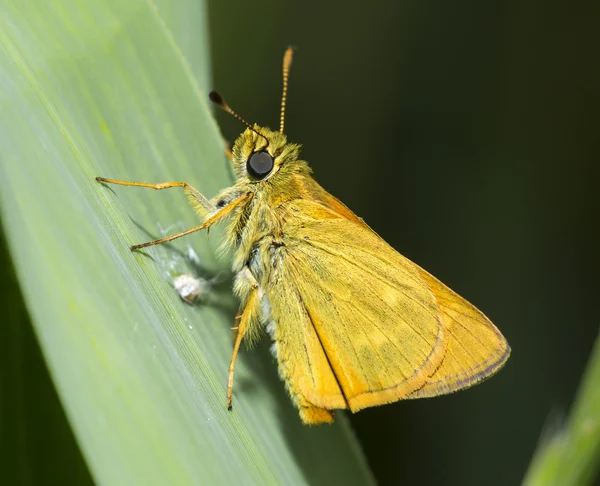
(0, 1, 374, 484)
(1, 227, 94, 485)
(524, 332, 600, 486)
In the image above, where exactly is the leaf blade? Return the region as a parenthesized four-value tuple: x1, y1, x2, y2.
(0, 1, 374, 484)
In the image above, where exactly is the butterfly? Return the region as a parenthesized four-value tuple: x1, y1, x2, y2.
(97, 47, 510, 424)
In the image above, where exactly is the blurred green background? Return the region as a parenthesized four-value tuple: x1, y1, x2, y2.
(208, 1, 598, 484)
(2, 0, 598, 485)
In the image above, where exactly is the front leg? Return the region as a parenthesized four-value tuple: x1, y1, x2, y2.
(95, 177, 215, 215)
(96, 174, 252, 250)
(130, 191, 251, 250)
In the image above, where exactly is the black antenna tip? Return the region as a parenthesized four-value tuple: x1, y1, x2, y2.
(209, 91, 223, 105)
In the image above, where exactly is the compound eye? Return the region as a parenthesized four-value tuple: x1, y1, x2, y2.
(246, 151, 274, 180)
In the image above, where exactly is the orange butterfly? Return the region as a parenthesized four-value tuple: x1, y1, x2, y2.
(97, 48, 510, 424)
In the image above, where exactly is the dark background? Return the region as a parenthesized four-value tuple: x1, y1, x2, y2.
(208, 1, 599, 485)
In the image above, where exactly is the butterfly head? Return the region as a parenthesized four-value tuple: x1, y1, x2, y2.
(229, 125, 303, 183)
(210, 47, 303, 185)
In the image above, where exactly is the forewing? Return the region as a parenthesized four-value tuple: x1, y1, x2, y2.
(267, 200, 445, 413)
(405, 268, 510, 398)
(267, 199, 508, 413)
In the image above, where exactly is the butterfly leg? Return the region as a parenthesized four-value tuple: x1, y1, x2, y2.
(225, 143, 233, 160)
(227, 283, 259, 411)
(96, 177, 215, 214)
(129, 192, 250, 250)
(96, 175, 252, 250)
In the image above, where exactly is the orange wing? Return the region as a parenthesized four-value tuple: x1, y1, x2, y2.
(263, 196, 509, 424)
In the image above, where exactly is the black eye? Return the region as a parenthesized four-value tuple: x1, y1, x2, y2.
(247, 151, 274, 180)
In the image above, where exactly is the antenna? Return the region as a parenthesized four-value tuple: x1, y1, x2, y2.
(209, 91, 268, 144)
(280, 47, 294, 133)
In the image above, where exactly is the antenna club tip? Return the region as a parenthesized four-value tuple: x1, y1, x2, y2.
(284, 46, 294, 64)
(209, 91, 223, 105)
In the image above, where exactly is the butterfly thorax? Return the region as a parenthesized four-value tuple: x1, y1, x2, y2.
(217, 127, 361, 310)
